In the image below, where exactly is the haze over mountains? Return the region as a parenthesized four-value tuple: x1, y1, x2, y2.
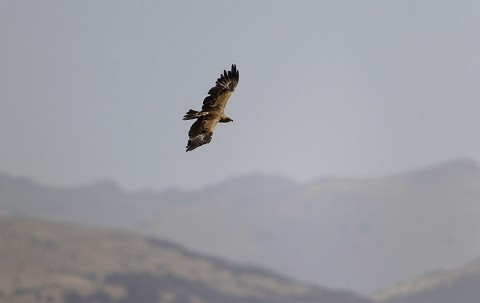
(374, 254, 480, 303)
(2, 216, 480, 303)
(1, 158, 480, 295)
(0, 216, 370, 303)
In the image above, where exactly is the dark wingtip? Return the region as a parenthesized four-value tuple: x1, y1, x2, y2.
(222, 64, 237, 82)
(186, 144, 200, 152)
(231, 64, 239, 80)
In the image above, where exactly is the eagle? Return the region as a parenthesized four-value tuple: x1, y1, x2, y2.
(183, 64, 239, 151)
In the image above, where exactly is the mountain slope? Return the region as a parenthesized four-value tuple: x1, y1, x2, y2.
(374, 255, 480, 303)
(1, 158, 479, 294)
(0, 216, 370, 303)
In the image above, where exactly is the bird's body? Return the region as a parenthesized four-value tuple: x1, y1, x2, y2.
(183, 64, 239, 151)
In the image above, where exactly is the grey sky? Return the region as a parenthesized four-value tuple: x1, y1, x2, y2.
(1, 0, 479, 190)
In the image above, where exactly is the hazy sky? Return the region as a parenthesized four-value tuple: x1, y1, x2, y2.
(1, 0, 479, 190)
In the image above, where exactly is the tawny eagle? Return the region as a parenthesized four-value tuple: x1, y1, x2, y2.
(183, 64, 239, 151)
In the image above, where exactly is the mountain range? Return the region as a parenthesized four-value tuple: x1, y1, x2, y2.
(0, 216, 370, 303)
(2, 215, 480, 303)
(1, 158, 479, 295)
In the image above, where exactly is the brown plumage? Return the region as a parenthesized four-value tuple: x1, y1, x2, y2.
(183, 64, 239, 151)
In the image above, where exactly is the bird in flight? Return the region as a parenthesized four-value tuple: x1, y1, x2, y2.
(183, 64, 239, 151)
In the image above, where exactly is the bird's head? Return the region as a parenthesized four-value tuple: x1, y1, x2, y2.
(220, 116, 233, 123)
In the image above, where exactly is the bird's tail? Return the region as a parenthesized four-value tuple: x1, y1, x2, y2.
(183, 109, 208, 120)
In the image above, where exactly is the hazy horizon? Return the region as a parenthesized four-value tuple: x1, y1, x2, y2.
(0, 156, 477, 193)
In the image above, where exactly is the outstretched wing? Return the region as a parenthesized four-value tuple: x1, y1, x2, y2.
(202, 64, 239, 111)
(186, 116, 220, 151)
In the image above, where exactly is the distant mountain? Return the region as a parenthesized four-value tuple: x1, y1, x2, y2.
(1, 158, 479, 295)
(0, 216, 370, 303)
(374, 255, 480, 303)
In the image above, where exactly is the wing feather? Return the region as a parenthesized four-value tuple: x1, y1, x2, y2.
(202, 64, 239, 111)
(186, 117, 220, 151)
